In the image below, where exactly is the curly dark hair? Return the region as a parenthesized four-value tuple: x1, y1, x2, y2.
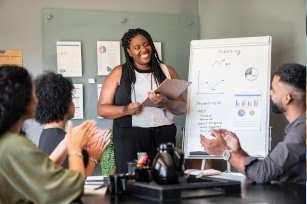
(275, 63, 306, 91)
(34, 71, 74, 124)
(121, 28, 166, 93)
(0, 66, 33, 136)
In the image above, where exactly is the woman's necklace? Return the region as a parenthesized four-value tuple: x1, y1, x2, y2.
(132, 67, 155, 102)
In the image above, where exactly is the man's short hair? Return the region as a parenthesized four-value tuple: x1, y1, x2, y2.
(275, 63, 306, 91)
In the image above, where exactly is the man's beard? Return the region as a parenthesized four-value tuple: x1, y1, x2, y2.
(271, 101, 285, 114)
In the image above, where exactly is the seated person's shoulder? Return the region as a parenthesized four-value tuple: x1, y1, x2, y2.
(0, 133, 36, 159)
(1, 132, 27, 145)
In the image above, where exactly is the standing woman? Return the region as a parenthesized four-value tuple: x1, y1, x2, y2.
(97, 28, 187, 173)
(0, 66, 96, 203)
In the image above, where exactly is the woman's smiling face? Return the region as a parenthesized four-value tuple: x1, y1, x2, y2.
(127, 34, 152, 70)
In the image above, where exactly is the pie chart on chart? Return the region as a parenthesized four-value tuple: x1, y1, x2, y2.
(245, 67, 259, 81)
(238, 109, 246, 117)
(98, 46, 107, 54)
(249, 110, 256, 116)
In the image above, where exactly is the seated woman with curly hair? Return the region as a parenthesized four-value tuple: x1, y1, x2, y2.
(35, 71, 111, 176)
(0, 65, 96, 203)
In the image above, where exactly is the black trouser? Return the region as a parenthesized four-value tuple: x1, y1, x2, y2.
(113, 124, 177, 173)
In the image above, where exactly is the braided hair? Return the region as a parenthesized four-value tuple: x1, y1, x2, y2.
(121, 28, 166, 93)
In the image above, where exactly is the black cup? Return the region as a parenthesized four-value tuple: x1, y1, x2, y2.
(134, 166, 152, 182)
(108, 174, 127, 195)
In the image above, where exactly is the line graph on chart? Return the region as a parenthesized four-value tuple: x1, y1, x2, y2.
(196, 71, 225, 94)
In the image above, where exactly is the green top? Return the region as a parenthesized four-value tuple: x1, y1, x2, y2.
(0, 132, 85, 203)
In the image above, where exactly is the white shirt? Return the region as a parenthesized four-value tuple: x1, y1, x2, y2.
(131, 65, 174, 127)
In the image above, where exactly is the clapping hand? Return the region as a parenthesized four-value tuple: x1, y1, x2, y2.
(86, 129, 111, 161)
(67, 120, 97, 153)
(216, 129, 241, 152)
(200, 129, 229, 156)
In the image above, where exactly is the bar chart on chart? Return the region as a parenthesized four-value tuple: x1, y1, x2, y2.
(232, 93, 262, 131)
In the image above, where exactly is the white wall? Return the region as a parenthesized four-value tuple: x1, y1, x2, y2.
(198, 0, 306, 149)
(0, 0, 199, 175)
(0, 0, 199, 147)
(0, 0, 199, 76)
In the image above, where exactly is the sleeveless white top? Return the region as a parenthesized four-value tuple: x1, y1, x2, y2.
(131, 64, 174, 127)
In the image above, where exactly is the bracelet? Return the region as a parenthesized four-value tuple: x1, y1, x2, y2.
(89, 157, 98, 165)
(122, 105, 128, 114)
(68, 152, 83, 158)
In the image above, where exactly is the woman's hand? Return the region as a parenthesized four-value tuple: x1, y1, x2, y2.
(147, 88, 186, 115)
(86, 129, 111, 161)
(123, 102, 142, 115)
(67, 120, 96, 153)
(66, 120, 96, 178)
(148, 91, 168, 107)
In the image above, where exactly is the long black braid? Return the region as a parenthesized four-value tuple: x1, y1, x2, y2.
(121, 28, 166, 94)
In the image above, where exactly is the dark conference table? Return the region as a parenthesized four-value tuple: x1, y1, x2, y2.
(82, 180, 306, 204)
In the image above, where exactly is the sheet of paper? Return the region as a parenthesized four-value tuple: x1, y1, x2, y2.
(97, 84, 103, 119)
(84, 185, 107, 196)
(142, 79, 191, 107)
(231, 92, 262, 130)
(210, 172, 246, 182)
(86, 176, 108, 181)
(57, 41, 82, 77)
(72, 84, 84, 119)
(97, 41, 120, 76)
(85, 181, 105, 185)
(0, 49, 23, 66)
(84, 175, 108, 195)
(154, 42, 162, 61)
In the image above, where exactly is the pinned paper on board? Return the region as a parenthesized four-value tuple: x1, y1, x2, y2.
(97, 41, 120, 76)
(57, 41, 82, 77)
(153, 42, 162, 61)
(0, 50, 23, 66)
(72, 84, 84, 119)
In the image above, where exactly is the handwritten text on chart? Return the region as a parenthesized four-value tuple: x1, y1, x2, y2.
(198, 116, 223, 132)
(197, 101, 221, 106)
(219, 49, 241, 55)
(197, 100, 223, 132)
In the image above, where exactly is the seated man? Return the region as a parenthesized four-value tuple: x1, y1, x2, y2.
(35, 72, 110, 176)
(200, 63, 306, 184)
